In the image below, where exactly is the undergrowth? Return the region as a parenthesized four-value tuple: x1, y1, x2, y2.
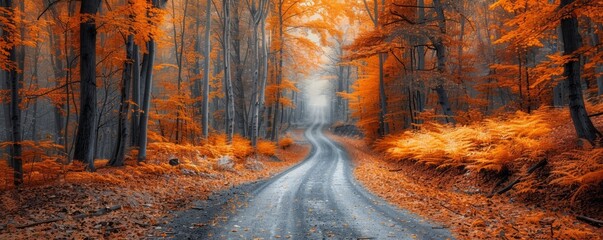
(0, 134, 284, 190)
(376, 106, 603, 203)
(377, 108, 553, 172)
(332, 134, 602, 239)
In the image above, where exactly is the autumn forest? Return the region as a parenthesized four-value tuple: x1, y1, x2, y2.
(1, 0, 603, 239)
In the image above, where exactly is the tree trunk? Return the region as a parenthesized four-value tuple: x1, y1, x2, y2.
(0, 2, 8, 161)
(47, 21, 66, 146)
(202, 0, 211, 139)
(378, 53, 389, 136)
(259, 12, 269, 140)
(1, 71, 9, 159)
(223, 0, 235, 143)
(4, 0, 23, 185)
(231, 0, 247, 137)
(271, 1, 284, 141)
(192, 0, 202, 129)
(251, 23, 261, 146)
(138, 41, 155, 162)
(416, 0, 425, 70)
(31, 38, 41, 162)
(130, 44, 141, 146)
(250, 0, 267, 147)
(138, 0, 166, 162)
(337, 65, 344, 121)
(560, 0, 601, 144)
(363, 0, 388, 136)
(211, 50, 222, 131)
(431, 0, 455, 123)
(171, 0, 188, 144)
(73, 0, 101, 171)
(109, 35, 133, 167)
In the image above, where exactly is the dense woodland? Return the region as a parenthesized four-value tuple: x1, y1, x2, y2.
(0, 0, 341, 185)
(1, 0, 603, 229)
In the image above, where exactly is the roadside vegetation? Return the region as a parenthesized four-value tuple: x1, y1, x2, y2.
(330, 106, 603, 239)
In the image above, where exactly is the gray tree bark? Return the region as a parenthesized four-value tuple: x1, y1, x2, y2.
(249, 0, 268, 147)
(3, 0, 23, 185)
(430, 0, 455, 123)
(560, 0, 601, 144)
(232, 0, 248, 137)
(138, 0, 167, 162)
(259, 11, 269, 140)
(202, 0, 212, 139)
(31, 35, 41, 162)
(271, 0, 285, 141)
(223, 0, 235, 143)
(1, 71, 10, 160)
(46, 14, 66, 146)
(73, 0, 101, 171)
(109, 34, 134, 167)
(130, 44, 141, 146)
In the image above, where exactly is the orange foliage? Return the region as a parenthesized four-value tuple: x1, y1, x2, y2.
(257, 140, 277, 156)
(550, 149, 603, 204)
(278, 137, 294, 149)
(0, 161, 11, 190)
(1, 139, 311, 239)
(331, 133, 602, 240)
(0, 140, 64, 189)
(144, 134, 252, 165)
(377, 108, 554, 173)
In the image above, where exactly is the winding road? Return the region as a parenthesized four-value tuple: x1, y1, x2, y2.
(167, 110, 452, 239)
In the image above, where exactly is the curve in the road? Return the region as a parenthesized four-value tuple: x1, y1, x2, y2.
(207, 109, 452, 239)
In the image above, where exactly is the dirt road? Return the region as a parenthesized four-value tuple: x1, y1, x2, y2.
(166, 110, 452, 239)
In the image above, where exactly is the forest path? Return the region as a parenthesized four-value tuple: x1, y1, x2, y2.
(165, 109, 451, 239)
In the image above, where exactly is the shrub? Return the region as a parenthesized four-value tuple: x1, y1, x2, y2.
(231, 135, 253, 158)
(550, 149, 603, 203)
(278, 137, 294, 149)
(257, 140, 277, 156)
(377, 108, 554, 173)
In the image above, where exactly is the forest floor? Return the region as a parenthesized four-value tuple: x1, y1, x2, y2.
(0, 130, 311, 239)
(329, 132, 603, 239)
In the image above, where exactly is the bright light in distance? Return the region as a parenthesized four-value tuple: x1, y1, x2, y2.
(304, 79, 330, 108)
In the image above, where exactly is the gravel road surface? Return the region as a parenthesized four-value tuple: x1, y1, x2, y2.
(166, 110, 452, 239)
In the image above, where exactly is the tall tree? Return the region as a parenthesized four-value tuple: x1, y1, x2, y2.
(249, 0, 268, 147)
(2, 0, 23, 185)
(73, 0, 101, 171)
(231, 0, 247, 137)
(270, 0, 286, 141)
(138, 0, 167, 162)
(431, 0, 455, 123)
(202, 0, 211, 139)
(560, 0, 601, 144)
(362, 0, 389, 136)
(170, 0, 189, 144)
(223, 0, 235, 143)
(130, 43, 141, 146)
(44, 0, 67, 148)
(108, 32, 134, 166)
